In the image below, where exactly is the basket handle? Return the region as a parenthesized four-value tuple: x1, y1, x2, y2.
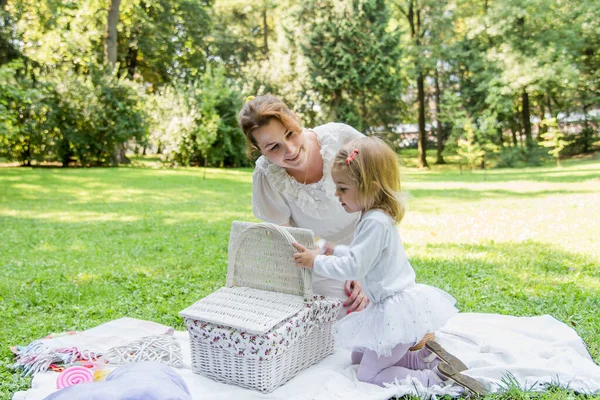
(226, 223, 314, 302)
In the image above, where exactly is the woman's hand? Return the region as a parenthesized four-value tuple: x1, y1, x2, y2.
(344, 280, 369, 314)
(292, 242, 319, 269)
(322, 242, 335, 256)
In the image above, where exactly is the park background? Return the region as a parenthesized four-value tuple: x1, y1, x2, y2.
(1, 0, 599, 399)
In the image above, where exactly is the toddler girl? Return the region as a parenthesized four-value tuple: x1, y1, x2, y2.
(292, 137, 486, 395)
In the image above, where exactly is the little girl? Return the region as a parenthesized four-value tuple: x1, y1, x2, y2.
(292, 137, 486, 395)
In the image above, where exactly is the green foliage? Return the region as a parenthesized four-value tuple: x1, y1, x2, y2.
(148, 67, 248, 167)
(52, 68, 148, 166)
(7, 0, 212, 85)
(295, 0, 405, 132)
(208, 0, 278, 77)
(497, 146, 525, 168)
(2, 0, 599, 168)
(0, 61, 59, 165)
(117, 0, 212, 84)
(0, 4, 22, 66)
(538, 119, 575, 167)
(0, 62, 147, 166)
(457, 120, 486, 171)
(571, 126, 598, 154)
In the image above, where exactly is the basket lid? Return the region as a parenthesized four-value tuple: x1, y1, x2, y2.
(226, 222, 316, 301)
(179, 287, 305, 335)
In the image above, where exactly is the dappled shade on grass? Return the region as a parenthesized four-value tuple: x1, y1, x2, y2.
(0, 160, 599, 399)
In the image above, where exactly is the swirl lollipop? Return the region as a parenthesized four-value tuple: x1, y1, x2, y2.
(56, 366, 94, 389)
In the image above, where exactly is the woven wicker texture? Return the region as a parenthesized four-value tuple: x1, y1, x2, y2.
(179, 287, 305, 335)
(226, 222, 315, 300)
(103, 334, 183, 367)
(181, 221, 339, 392)
(188, 318, 336, 393)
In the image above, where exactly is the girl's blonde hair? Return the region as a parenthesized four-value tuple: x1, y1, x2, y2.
(237, 94, 302, 159)
(333, 137, 405, 223)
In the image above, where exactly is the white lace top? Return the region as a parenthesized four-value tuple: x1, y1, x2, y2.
(252, 122, 364, 245)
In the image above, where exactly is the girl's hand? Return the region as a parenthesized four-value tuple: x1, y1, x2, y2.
(344, 280, 369, 314)
(292, 242, 318, 269)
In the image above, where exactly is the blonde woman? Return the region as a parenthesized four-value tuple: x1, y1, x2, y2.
(238, 94, 369, 315)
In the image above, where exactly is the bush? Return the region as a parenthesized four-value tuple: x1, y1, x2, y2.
(148, 67, 249, 167)
(566, 128, 598, 155)
(497, 146, 523, 168)
(0, 61, 60, 165)
(53, 69, 147, 166)
(0, 63, 147, 167)
(496, 145, 548, 168)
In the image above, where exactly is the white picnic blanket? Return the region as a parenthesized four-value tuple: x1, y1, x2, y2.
(12, 313, 600, 400)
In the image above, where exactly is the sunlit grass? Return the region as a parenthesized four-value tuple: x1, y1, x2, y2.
(0, 158, 599, 399)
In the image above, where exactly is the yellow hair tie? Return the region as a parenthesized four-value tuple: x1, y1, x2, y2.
(245, 95, 255, 103)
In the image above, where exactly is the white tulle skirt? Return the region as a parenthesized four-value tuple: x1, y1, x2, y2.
(333, 284, 459, 357)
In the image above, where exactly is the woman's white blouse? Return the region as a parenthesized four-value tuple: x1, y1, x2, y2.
(252, 122, 364, 245)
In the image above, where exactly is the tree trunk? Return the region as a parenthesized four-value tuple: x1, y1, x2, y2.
(401, 0, 428, 168)
(262, 6, 269, 58)
(104, 0, 121, 66)
(434, 66, 445, 164)
(582, 103, 590, 153)
(127, 43, 138, 79)
(521, 89, 533, 148)
(328, 89, 343, 122)
(510, 123, 518, 147)
(111, 144, 131, 165)
(537, 109, 546, 141)
(546, 94, 554, 118)
(105, 0, 129, 166)
(417, 72, 428, 168)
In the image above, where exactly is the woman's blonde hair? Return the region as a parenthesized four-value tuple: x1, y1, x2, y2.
(333, 137, 405, 223)
(237, 94, 302, 159)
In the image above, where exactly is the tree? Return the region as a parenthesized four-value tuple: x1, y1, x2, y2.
(7, 0, 212, 86)
(117, 0, 212, 85)
(0, 0, 23, 66)
(105, 0, 121, 66)
(483, 0, 580, 150)
(457, 120, 486, 171)
(207, 0, 278, 77)
(148, 67, 247, 168)
(295, 0, 405, 133)
(392, 0, 439, 168)
(104, 0, 128, 165)
(538, 118, 574, 167)
(0, 61, 58, 165)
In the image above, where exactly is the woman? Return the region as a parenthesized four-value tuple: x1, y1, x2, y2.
(238, 94, 368, 314)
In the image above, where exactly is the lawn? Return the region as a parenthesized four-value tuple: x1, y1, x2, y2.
(0, 156, 599, 399)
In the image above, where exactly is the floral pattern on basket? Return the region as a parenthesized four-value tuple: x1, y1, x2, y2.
(184, 295, 341, 361)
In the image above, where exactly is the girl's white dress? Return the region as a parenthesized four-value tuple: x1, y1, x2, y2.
(314, 209, 459, 357)
(252, 122, 363, 304)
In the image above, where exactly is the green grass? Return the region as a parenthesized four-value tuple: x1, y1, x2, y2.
(0, 158, 599, 399)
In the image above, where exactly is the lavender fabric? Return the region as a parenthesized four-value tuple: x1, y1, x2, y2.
(43, 362, 192, 400)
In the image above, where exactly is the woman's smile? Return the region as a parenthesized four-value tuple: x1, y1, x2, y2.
(285, 146, 303, 163)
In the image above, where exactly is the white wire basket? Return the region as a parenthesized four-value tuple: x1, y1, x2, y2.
(179, 221, 342, 393)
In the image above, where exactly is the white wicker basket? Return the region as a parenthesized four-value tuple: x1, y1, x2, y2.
(179, 222, 341, 393)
